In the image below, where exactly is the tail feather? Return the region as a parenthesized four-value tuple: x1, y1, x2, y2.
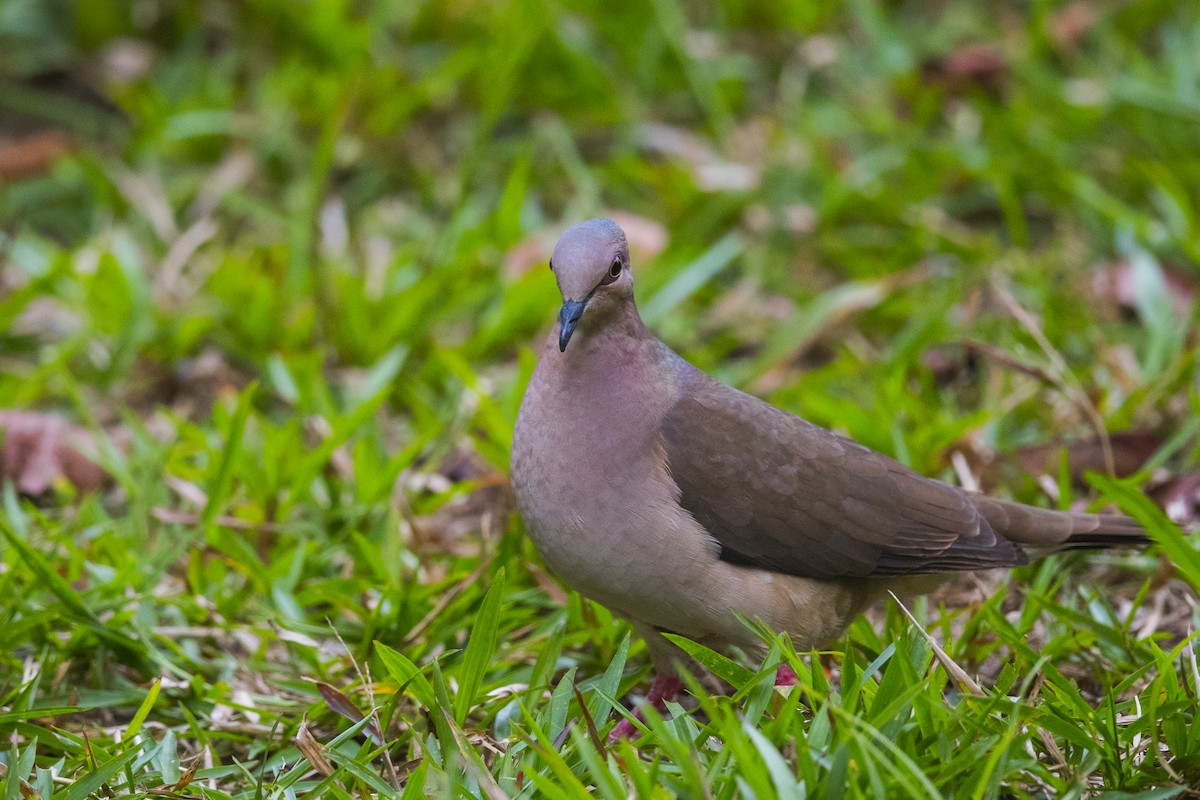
(970, 495, 1149, 550)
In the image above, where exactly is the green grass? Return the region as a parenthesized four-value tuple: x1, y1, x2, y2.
(2, 0, 1200, 796)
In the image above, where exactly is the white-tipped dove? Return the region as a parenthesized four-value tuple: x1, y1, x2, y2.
(511, 218, 1147, 738)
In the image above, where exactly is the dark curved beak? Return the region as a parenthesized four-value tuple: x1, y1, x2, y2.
(558, 298, 589, 352)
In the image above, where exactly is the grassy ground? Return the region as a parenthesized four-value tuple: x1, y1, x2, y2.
(2, 0, 1200, 796)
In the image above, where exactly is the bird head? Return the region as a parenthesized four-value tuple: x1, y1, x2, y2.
(548, 218, 632, 352)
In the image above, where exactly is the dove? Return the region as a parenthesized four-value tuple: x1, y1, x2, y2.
(510, 218, 1147, 739)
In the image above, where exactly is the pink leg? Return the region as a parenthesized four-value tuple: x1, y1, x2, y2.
(608, 673, 684, 742)
(774, 663, 798, 687)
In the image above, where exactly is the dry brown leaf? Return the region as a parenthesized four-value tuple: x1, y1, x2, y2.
(0, 131, 72, 180)
(294, 721, 335, 777)
(317, 682, 384, 746)
(504, 230, 555, 278)
(438, 708, 508, 800)
(1150, 471, 1200, 528)
(635, 122, 760, 191)
(526, 561, 570, 606)
(0, 411, 111, 495)
(889, 591, 985, 697)
(1091, 260, 1197, 316)
(1050, 2, 1096, 49)
(162, 760, 198, 794)
(922, 43, 1008, 94)
(1010, 431, 1161, 482)
(956, 430, 1159, 497)
(605, 211, 669, 260)
(941, 44, 1008, 81)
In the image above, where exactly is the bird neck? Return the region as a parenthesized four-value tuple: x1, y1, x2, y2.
(560, 298, 647, 358)
(531, 301, 677, 489)
(543, 300, 670, 416)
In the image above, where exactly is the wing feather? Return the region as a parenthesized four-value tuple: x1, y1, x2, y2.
(661, 358, 1026, 579)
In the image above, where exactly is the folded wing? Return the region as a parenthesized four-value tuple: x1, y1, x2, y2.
(661, 361, 1028, 578)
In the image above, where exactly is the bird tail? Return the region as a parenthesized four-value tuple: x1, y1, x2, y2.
(970, 495, 1149, 551)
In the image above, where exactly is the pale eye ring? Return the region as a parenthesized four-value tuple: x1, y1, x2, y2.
(599, 258, 623, 286)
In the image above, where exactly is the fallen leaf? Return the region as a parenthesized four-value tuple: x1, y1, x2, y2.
(1009, 431, 1161, 482)
(941, 44, 1007, 81)
(889, 592, 984, 696)
(922, 43, 1008, 94)
(1091, 260, 1197, 316)
(317, 682, 384, 746)
(0, 131, 72, 180)
(962, 431, 1158, 494)
(293, 721, 335, 777)
(0, 411, 111, 495)
(162, 760, 198, 794)
(605, 211, 669, 260)
(504, 230, 555, 278)
(635, 122, 761, 191)
(1050, 2, 1096, 49)
(1150, 471, 1200, 528)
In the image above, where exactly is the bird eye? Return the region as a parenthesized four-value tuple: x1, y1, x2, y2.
(600, 258, 623, 285)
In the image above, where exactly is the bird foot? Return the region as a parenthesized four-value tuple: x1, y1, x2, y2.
(607, 673, 684, 742)
(774, 663, 798, 687)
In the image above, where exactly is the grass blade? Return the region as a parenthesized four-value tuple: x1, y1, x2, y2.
(662, 633, 755, 688)
(1090, 474, 1200, 591)
(201, 381, 257, 527)
(453, 567, 506, 723)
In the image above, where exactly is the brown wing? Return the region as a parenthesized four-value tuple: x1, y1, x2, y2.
(661, 360, 1027, 579)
